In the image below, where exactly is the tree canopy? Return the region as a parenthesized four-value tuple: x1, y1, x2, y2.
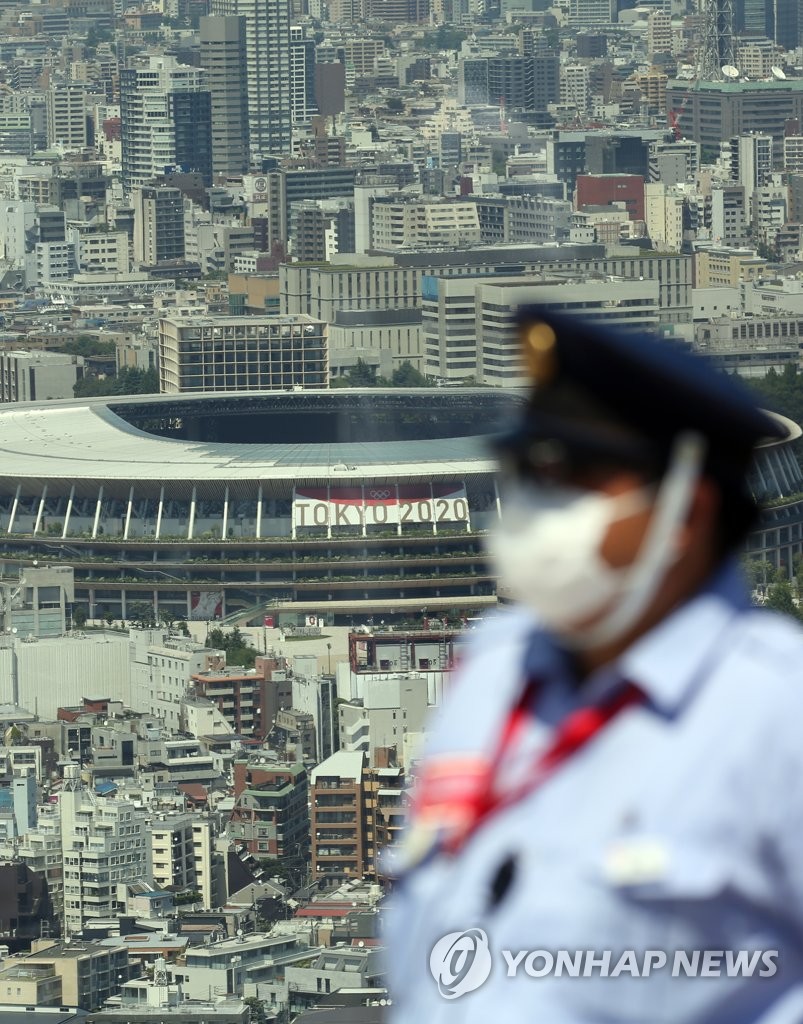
(56, 336, 116, 358)
(207, 626, 260, 668)
(331, 358, 432, 389)
(74, 366, 159, 398)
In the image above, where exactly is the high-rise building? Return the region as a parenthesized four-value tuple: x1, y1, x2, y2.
(728, 133, 773, 193)
(647, 10, 673, 54)
(120, 56, 212, 193)
(211, 0, 292, 158)
(644, 182, 685, 252)
(309, 751, 406, 882)
(46, 84, 88, 150)
(292, 671, 338, 761)
(458, 56, 559, 111)
(290, 26, 317, 126)
(772, 0, 801, 49)
(711, 183, 747, 245)
(199, 15, 249, 176)
(309, 751, 366, 882)
(59, 765, 148, 935)
(132, 185, 185, 267)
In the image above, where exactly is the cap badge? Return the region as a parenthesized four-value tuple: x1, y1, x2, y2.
(523, 322, 557, 383)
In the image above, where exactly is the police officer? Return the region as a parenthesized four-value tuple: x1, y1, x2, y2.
(385, 307, 803, 1024)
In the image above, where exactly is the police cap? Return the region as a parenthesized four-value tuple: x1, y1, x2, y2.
(495, 305, 785, 489)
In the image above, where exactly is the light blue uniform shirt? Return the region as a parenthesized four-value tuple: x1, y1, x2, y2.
(385, 561, 803, 1023)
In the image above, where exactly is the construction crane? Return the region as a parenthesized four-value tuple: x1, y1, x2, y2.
(668, 89, 693, 141)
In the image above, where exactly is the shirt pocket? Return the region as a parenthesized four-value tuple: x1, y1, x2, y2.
(603, 838, 731, 901)
(599, 836, 753, 955)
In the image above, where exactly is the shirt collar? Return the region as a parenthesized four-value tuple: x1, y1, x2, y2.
(609, 558, 749, 715)
(522, 558, 750, 717)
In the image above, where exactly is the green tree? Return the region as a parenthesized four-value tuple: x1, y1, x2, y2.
(348, 358, 379, 387)
(743, 557, 774, 591)
(391, 361, 429, 387)
(765, 578, 801, 619)
(258, 856, 292, 881)
(158, 607, 176, 629)
(129, 601, 156, 628)
(177, 619, 190, 636)
(204, 625, 258, 666)
(103, 609, 114, 626)
(56, 336, 116, 358)
(74, 366, 159, 399)
(173, 889, 201, 905)
(244, 997, 268, 1024)
(72, 606, 88, 629)
(431, 24, 466, 49)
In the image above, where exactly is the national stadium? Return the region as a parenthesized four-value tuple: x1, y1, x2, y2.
(0, 389, 799, 625)
(0, 389, 521, 624)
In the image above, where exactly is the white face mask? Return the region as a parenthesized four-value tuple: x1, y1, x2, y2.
(488, 433, 706, 649)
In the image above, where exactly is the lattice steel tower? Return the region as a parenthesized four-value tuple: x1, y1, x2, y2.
(697, 0, 736, 79)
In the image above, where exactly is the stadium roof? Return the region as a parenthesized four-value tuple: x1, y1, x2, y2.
(0, 389, 516, 483)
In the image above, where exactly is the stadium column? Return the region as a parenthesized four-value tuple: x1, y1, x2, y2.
(222, 486, 230, 540)
(92, 486, 104, 540)
(124, 486, 134, 541)
(256, 485, 263, 540)
(6, 484, 20, 534)
(395, 483, 402, 538)
(188, 486, 197, 541)
(62, 485, 75, 539)
(33, 485, 48, 536)
(155, 487, 164, 541)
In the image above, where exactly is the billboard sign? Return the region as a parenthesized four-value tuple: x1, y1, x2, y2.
(292, 483, 468, 530)
(190, 591, 223, 621)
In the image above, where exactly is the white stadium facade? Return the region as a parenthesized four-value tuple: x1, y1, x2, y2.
(0, 389, 799, 625)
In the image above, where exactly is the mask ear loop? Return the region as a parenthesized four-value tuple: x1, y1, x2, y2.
(566, 431, 708, 652)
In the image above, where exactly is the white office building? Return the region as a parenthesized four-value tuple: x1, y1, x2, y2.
(60, 768, 149, 935)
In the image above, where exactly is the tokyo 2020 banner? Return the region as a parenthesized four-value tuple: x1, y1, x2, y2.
(292, 482, 469, 530)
